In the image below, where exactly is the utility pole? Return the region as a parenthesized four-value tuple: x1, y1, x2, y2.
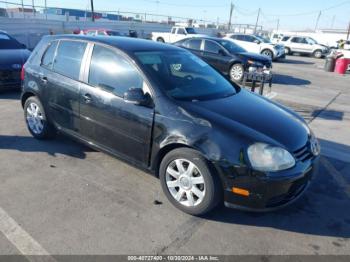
(276, 18, 280, 32)
(254, 8, 261, 34)
(314, 11, 321, 31)
(21, 0, 24, 18)
(32, 0, 35, 17)
(347, 20, 350, 40)
(228, 2, 234, 31)
(44, 0, 47, 20)
(90, 0, 95, 22)
(331, 15, 335, 29)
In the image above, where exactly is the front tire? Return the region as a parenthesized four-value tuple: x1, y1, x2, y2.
(159, 148, 222, 216)
(24, 96, 55, 139)
(313, 49, 323, 58)
(261, 49, 274, 59)
(229, 63, 244, 82)
(157, 37, 165, 43)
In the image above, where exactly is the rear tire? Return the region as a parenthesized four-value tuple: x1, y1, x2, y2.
(157, 37, 165, 43)
(159, 148, 222, 216)
(261, 49, 274, 59)
(24, 96, 55, 139)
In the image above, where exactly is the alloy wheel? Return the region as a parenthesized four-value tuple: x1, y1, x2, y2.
(26, 102, 44, 135)
(165, 159, 205, 207)
(230, 65, 243, 81)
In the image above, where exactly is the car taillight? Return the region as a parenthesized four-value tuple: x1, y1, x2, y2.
(20, 65, 25, 81)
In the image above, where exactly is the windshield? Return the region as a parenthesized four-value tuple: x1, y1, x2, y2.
(186, 28, 197, 34)
(255, 35, 271, 43)
(0, 33, 24, 49)
(217, 39, 246, 53)
(134, 51, 237, 101)
(306, 37, 317, 44)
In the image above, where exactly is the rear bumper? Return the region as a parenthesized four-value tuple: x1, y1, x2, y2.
(220, 156, 319, 211)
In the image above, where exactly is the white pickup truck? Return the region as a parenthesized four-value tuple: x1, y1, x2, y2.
(151, 26, 206, 44)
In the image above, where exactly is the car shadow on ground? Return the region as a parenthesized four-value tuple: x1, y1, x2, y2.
(0, 134, 93, 159)
(276, 58, 315, 65)
(273, 74, 311, 86)
(204, 139, 350, 240)
(312, 109, 344, 121)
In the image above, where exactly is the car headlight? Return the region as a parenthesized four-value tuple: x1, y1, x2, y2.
(247, 143, 295, 172)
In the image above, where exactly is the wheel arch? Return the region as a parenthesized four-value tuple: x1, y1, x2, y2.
(21, 91, 37, 108)
(261, 48, 274, 59)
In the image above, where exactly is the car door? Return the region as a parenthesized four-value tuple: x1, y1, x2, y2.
(202, 40, 230, 73)
(243, 35, 261, 53)
(79, 43, 154, 165)
(174, 28, 187, 43)
(289, 37, 304, 52)
(42, 39, 87, 133)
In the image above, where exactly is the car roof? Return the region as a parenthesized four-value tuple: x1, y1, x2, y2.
(178, 36, 228, 42)
(44, 34, 182, 52)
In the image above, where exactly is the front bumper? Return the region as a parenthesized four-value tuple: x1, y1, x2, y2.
(219, 156, 319, 211)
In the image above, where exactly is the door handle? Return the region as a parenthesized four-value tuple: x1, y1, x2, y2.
(83, 93, 92, 103)
(41, 76, 48, 83)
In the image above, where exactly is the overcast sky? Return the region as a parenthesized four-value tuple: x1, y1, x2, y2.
(3, 0, 350, 30)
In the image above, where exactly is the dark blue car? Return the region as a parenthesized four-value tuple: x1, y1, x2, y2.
(0, 31, 31, 91)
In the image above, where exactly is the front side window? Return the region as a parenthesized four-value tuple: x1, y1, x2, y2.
(282, 36, 290, 41)
(185, 28, 197, 34)
(41, 41, 58, 69)
(88, 45, 144, 97)
(134, 51, 237, 101)
(53, 40, 87, 80)
(218, 39, 246, 53)
(204, 40, 221, 54)
(177, 28, 186, 35)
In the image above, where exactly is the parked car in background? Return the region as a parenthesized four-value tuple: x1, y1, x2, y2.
(174, 37, 272, 82)
(283, 36, 329, 58)
(75, 28, 123, 36)
(151, 26, 206, 43)
(224, 33, 285, 61)
(21, 35, 320, 215)
(0, 30, 31, 91)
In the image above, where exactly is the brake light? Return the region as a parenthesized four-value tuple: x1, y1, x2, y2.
(20, 65, 25, 81)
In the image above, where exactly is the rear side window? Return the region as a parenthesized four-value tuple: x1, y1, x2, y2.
(282, 36, 290, 41)
(184, 39, 201, 50)
(53, 40, 87, 80)
(41, 41, 58, 69)
(88, 45, 143, 97)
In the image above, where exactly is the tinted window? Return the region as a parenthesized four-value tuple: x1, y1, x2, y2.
(186, 28, 197, 34)
(231, 35, 242, 40)
(53, 40, 87, 80)
(291, 37, 305, 43)
(282, 36, 290, 41)
(41, 41, 58, 69)
(184, 39, 201, 50)
(97, 31, 105, 35)
(0, 33, 24, 49)
(217, 39, 246, 53)
(204, 40, 221, 54)
(171, 28, 176, 34)
(177, 28, 186, 35)
(135, 51, 237, 101)
(89, 45, 143, 97)
(107, 31, 121, 36)
(244, 36, 255, 42)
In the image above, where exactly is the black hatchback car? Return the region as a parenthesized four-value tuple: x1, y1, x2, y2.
(21, 35, 320, 215)
(0, 31, 31, 91)
(174, 37, 272, 82)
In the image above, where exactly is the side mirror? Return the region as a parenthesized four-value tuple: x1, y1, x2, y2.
(21, 43, 27, 49)
(123, 88, 150, 106)
(254, 40, 261, 44)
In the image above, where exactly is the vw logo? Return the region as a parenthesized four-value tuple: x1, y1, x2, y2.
(310, 138, 320, 156)
(12, 64, 22, 69)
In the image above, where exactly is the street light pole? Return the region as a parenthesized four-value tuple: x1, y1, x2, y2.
(228, 2, 234, 31)
(314, 11, 321, 31)
(21, 0, 24, 18)
(254, 8, 261, 34)
(90, 0, 95, 22)
(347, 20, 350, 40)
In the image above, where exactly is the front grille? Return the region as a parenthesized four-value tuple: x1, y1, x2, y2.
(0, 70, 20, 82)
(293, 143, 313, 162)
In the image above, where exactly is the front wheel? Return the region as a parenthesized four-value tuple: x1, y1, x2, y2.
(313, 50, 323, 58)
(159, 148, 222, 215)
(261, 49, 274, 59)
(24, 96, 55, 139)
(156, 37, 165, 43)
(229, 63, 244, 82)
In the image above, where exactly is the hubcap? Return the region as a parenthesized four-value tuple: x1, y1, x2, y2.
(165, 159, 205, 207)
(263, 50, 272, 58)
(230, 65, 243, 80)
(26, 102, 44, 134)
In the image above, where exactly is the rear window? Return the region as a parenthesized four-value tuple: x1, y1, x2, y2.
(41, 41, 58, 69)
(53, 40, 87, 80)
(0, 33, 24, 49)
(183, 39, 201, 50)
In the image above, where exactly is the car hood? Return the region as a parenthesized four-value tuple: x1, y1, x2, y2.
(237, 52, 271, 64)
(0, 49, 31, 67)
(178, 90, 310, 151)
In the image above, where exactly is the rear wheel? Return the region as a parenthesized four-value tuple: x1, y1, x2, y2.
(229, 63, 244, 82)
(157, 37, 165, 43)
(284, 47, 291, 55)
(159, 148, 222, 215)
(24, 96, 55, 139)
